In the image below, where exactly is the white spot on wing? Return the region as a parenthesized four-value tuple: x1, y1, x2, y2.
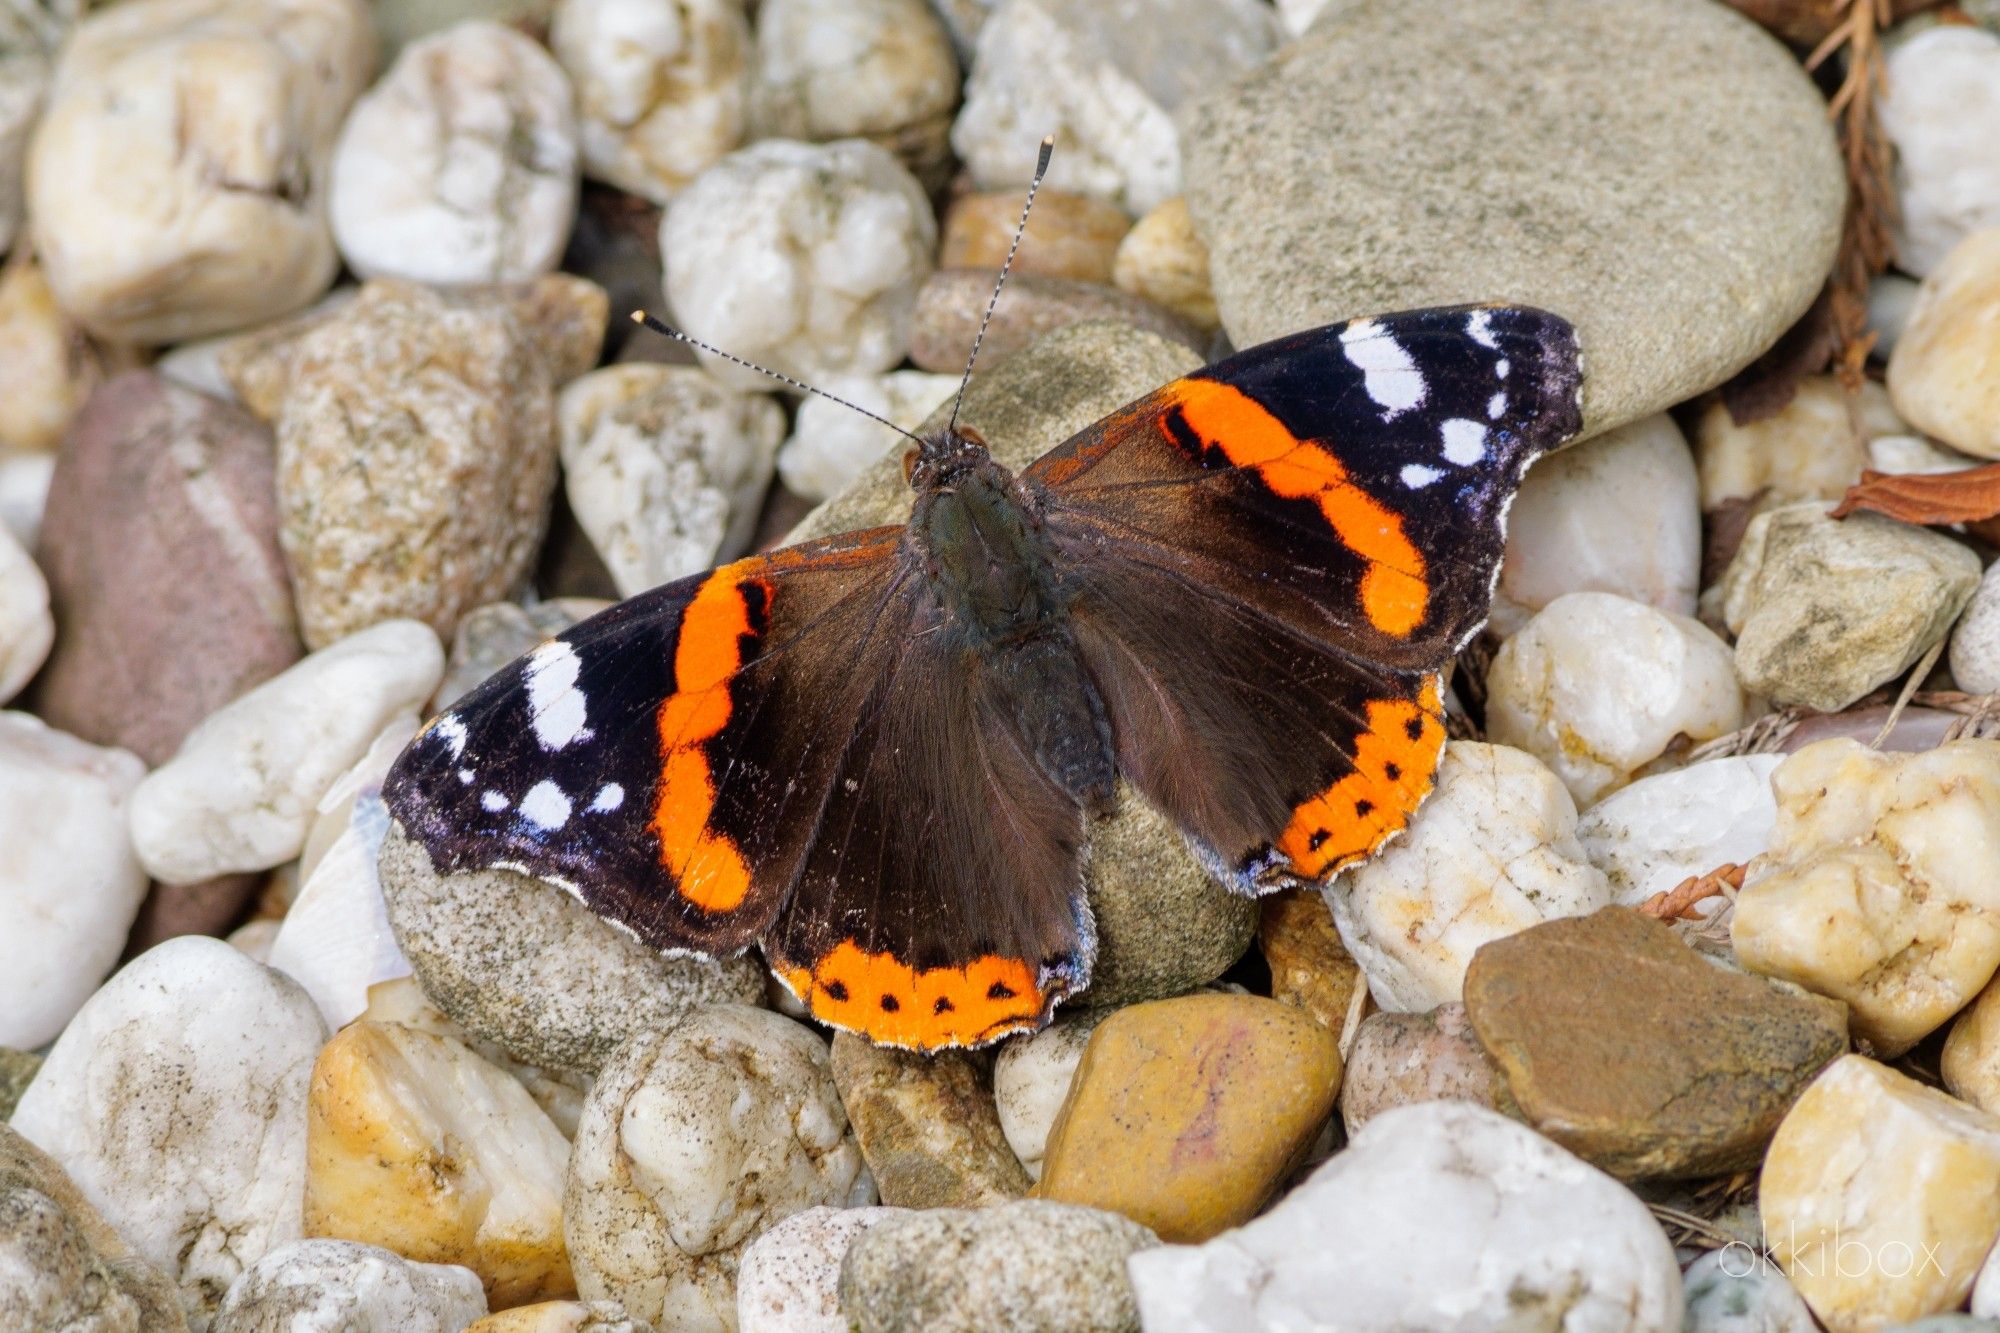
(1467, 308, 1499, 349)
(1340, 319, 1425, 417)
(1401, 464, 1443, 488)
(526, 641, 592, 751)
(1442, 419, 1489, 466)
(481, 790, 509, 812)
(457, 767, 475, 784)
(590, 783, 625, 813)
(520, 780, 572, 830)
(1488, 391, 1507, 419)
(432, 714, 468, 758)
(1495, 358, 1510, 380)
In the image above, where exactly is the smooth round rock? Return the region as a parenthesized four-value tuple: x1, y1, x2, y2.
(1339, 1003, 1508, 1137)
(378, 822, 766, 1077)
(1881, 27, 2000, 278)
(991, 1008, 1108, 1181)
(1889, 227, 2000, 460)
(735, 1205, 908, 1333)
(1179, 0, 1844, 439)
(837, 1200, 1157, 1333)
(212, 1240, 488, 1333)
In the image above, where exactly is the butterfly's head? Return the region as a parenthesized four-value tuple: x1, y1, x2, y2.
(905, 423, 994, 492)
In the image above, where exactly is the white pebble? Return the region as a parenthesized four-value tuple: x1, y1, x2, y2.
(1955, 561, 2000, 696)
(992, 1009, 1104, 1180)
(213, 1239, 487, 1333)
(550, 0, 751, 204)
(750, 0, 959, 149)
(1694, 375, 1902, 509)
(0, 712, 147, 1049)
(1574, 755, 1781, 911)
(1328, 741, 1610, 1012)
(1680, 1249, 1816, 1333)
(951, 0, 1278, 215)
(10, 937, 329, 1326)
(127, 619, 444, 886)
(735, 1205, 910, 1333)
(330, 22, 580, 286)
(1888, 227, 2000, 460)
(776, 370, 958, 502)
(663, 138, 935, 389)
(1486, 591, 1745, 807)
(0, 518, 51, 703)
(0, 447, 54, 548)
(559, 364, 786, 598)
(1126, 1101, 1683, 1332)
(1881, 26, 2000, 277)
(1492, 412, 1700, 637)
(27, 0, 374, 343)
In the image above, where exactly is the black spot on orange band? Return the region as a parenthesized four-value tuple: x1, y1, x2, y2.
(777, 942, 1053, 1051)
(1275, 674, 1446, 879)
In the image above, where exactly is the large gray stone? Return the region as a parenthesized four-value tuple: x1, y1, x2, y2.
(788, 321, 1258, 1010)
(1179, 0, 1845, 440)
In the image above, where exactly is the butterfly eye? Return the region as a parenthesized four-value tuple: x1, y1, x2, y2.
(902, 445, 920, 483)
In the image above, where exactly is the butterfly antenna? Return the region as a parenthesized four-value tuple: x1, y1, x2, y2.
(629, 310, 927, 447)
(945, 135, 1055, 436)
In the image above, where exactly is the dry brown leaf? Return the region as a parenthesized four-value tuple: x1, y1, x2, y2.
(1830, 463, 2000, 526)
(1638, 863, 1749, 922)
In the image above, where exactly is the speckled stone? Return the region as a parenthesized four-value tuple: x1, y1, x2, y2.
(1258, 887, 1364, 1035)
(1179, 0, 1844, 439)
(1340, 1004, 1511, 1137)
(837, 1200, 1156, 1333)
(829, 1034, 1030, 1209)
(786, 322, 1255, 1008)
(907, 269, 1203, 376)
(377, 822, 765, 1077)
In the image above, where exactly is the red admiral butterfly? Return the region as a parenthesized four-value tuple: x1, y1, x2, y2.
(384, 164, 1583, 1051)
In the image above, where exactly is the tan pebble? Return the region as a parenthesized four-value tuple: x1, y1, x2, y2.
(831, 1032, 1030, 1209)
(940, 189, 1132, 285)
(1112, 196, 1218, 332)
(1257, 888, 1364, 1037)
(0, 254, 98, 452)
(1036, 992, 1341, 1242)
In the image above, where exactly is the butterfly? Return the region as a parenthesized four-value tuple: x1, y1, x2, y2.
(383, 303, 1583, 1051)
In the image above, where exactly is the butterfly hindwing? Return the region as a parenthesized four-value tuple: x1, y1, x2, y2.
(383, 526, 908, 956)
(1029, 304, 1582, 889)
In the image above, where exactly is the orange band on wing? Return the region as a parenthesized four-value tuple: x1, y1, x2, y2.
(1277, 674, 1446, 878)
(778, 942, 1051, 1051)
(1166, 377, 1429, 637)
(654, 564, 764, 914)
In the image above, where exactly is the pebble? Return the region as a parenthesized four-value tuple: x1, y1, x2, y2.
(991, 1009, 1107, 1181)
(10, 937, 328, 1325)
(1126, 1100, 1683, 1331)
(271, 277, 606, 648)
(465, 1301, 650, 1332)
(1762, 1055, 2000, 1332)
(775, 370, 958, 503)
(1464, 907, 1848, 1179)
(1680, 1248, 1817, 1333)
(662, 139, 935, 389)
(953, 0, 1278, 215)
(331, 22, 579, 287)
(1574, 755, 1783, 909)
(562, 1007, 863, 1330)
(1695, 377, 1899, 511)
(436, 599, 611, 708)
(829, 1033, 1030, 1209)
(30, 371, 301, 767)
(1733, 739, 2000, 1057)
(1491, 413, 1701, 638)
(305, 1020, 575, 1307)
(749, 0, 960, 189)
(1952, 564, 2000, 695)
(1256, 889, 1364, 1037)
(1111, 196, 1218, 332)
(549, 0, 751, 204)
(906, 267, 1202, 375)
(1486, 591, 1744, 807)
(1180, 0, 1843, 438)
(0, 1121, 188, 1333)
(0, 254, 98, 453)
(27, 0, 373, 343)
(939, 189, 1131, 285)
(558, 364, 785, 598)
(735, 1205, 908, 1333)
(127, 619, 442, 885)
(376, 822, 766, 1077)
(1889, 228, 2000, 460)
(1338, 1003, 1508, 1137)
(1881, 27, 2000, 278)
(0, 3, 57, 259)
(1328, 741, 1612, 1011)
(784, 323, 1256, 1008)
(837, 1199, 1157, 1333)
(1720, 503, 1981, 713)
(1872, 431, 1983, 477)
(0, 519, 47, 704)
(1946, 972, 2000, 1118)
(0, 713, 147, 1049)
(1037, 993, 1342, 1242)
(1869, 271, 1924, 360)
(212, 1240, 488, 1333)
(0, 447, 51, 548)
